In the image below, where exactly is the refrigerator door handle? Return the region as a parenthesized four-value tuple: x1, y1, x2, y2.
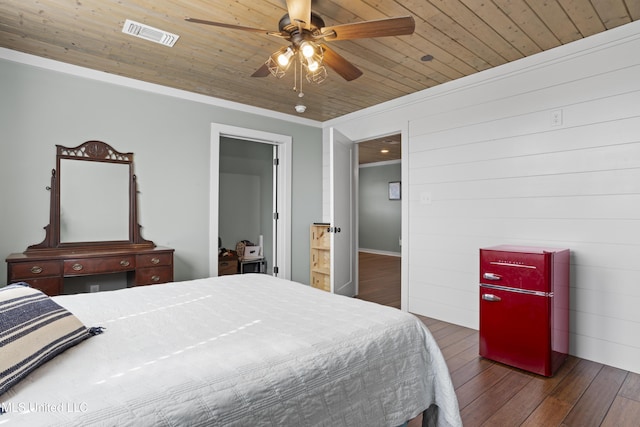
(482, 293, 502, 302)
(483, 272, 501, 281)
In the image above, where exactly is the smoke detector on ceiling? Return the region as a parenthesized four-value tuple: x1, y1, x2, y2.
(122, 19, 179, 47)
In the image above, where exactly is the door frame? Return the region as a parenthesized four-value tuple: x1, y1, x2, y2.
(325, 123, 408, 310)
(209, 123, 292, 279)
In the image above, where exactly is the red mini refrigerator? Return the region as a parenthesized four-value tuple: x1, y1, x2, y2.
(479, 245, 570, 376)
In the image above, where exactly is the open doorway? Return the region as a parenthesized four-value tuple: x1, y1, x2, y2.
(219, 137, 275, 273)
(356, 134, 402, 308)
(209, 123, 292, 280)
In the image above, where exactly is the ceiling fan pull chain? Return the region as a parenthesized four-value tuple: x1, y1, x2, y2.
(293, 57, 298, 92)
(299, 55, 304, 97)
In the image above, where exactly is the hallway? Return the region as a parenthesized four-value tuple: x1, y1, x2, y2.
(357, 251, 401, 308)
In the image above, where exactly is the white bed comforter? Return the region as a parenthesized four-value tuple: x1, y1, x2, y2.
(1, 275, 461, 427)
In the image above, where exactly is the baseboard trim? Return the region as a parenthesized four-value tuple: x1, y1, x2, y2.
(358, 248, 401, 257)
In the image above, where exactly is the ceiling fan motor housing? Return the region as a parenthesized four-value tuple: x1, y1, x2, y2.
(278, 12, 325, 46)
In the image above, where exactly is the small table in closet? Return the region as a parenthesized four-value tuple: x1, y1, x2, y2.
(239, 258, 266, 274)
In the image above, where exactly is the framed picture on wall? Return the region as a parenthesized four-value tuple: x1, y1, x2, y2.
(388, 181, 401, 200)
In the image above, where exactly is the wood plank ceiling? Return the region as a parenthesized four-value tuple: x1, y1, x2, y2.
(1, 1, 638, 123)
(358, 133, 401, 164)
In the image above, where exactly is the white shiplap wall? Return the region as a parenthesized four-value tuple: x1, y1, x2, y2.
(325, 20, 640, 374)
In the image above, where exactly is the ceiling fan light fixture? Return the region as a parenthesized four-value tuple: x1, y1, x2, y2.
(276, 47, 294, 67)
(266, 47, 294, 78)
(302, 46, 326, 83)
(300, 41, 316, 58)
(265, 57, 287, 78)
(306, 57, 319, 72)
(306, 65, 327, 84)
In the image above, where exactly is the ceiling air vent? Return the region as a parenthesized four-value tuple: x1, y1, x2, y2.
(122, 19, 179, 47)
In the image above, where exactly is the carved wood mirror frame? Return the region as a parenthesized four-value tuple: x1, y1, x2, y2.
(26, 140, 154, 253)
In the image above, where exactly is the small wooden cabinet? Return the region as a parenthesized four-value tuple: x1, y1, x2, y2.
(218, 256, 238, 276)
(6, 247, 174, 296)
(310, 223, 331, 292)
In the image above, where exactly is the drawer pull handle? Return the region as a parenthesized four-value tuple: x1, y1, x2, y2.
(151, 275, 160, 282)
(30, 266, 43, 274)
(482, 293, 501, 302)
(72, 263, 83, 271)
(120, 260, 130, 267)
(151, 257, 160, 265)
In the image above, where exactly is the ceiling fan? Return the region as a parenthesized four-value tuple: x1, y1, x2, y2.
(185, 0, 415, 84)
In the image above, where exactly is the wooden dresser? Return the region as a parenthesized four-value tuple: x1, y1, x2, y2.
(7, 140, 176, 296)
(6, 246, 174, 296)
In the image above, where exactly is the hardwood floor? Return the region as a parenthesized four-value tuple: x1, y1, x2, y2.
(357, 251, 401, 309)
(357, 252, 640, 427)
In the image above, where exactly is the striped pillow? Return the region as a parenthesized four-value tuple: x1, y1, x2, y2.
(0, 283, 93, 396)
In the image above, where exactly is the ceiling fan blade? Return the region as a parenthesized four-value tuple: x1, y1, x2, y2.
(185, 17, 278, 35)
(286, 0, 312, 30)
(321, 16, 415, 41)
(320, 44, 363, 81)
(251, 63, 271, 78)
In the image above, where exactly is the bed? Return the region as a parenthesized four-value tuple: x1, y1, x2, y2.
(1, 274, 461, 426)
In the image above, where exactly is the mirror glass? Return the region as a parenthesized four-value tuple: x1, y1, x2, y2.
(59, 159, 129, 243)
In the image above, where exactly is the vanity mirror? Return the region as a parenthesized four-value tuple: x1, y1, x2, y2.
(27, 140, 154, 252)
(59, 159, 129, 243)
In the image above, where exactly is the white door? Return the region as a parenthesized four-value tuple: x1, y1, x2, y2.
(329, 128, 357, 297)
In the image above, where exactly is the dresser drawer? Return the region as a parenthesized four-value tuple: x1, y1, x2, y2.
(10, 260, 62, 280)
(135, 266, 173, 286)
(137, 252, 172, 268)
(10, 277, 63, 296)
(63, 255, 136, 275)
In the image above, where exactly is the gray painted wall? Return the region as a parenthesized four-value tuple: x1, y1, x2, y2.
(0, 57, 322, 285)
(358, 162, 401, 254)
